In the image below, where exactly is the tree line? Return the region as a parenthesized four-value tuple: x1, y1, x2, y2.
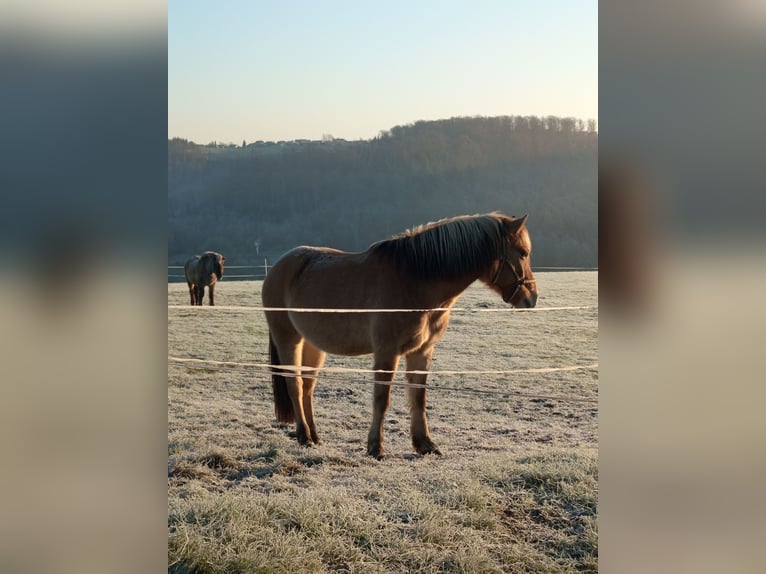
(169, 115, 597, 269)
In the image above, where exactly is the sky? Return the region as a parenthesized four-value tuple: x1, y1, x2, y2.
(169, 0, 597, 143)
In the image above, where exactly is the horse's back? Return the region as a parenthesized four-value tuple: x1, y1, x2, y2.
(263, 246, 352, 303)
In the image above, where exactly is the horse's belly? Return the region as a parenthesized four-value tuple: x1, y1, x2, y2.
(289, 313, 373, 356)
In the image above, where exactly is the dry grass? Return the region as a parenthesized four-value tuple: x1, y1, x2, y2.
(168, 273, 598, 572)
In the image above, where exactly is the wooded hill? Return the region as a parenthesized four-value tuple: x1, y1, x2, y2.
(169, 116, 597, 268)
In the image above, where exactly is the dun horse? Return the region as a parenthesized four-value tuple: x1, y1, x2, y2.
(262, 213, 537, 458)
(184, 251, 225, 306)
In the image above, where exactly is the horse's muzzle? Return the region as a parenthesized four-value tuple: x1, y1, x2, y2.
(507, 289, 538, 308)
(521, 292, 538, 308)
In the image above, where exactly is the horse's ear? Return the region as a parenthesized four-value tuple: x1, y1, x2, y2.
(505, 215, 528, 235)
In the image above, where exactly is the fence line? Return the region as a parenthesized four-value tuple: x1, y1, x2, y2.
(169, 265, 597, 271)
(168, 356, 598, 376)
(168, 270, 597, 402)
(169, 261, 271, 278)
(168, 265, 594, 284)
(167, 304, 597, 313)
(534, 266, 598, 271)
(168, 265, 268, 269)
(168, 356, 598, 403)
(168, 274, 266, 279)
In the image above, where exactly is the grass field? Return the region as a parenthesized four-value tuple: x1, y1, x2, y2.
(168, 272, 598, 573)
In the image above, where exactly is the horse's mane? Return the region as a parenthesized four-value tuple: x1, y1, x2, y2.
(369, 213, 509, 279)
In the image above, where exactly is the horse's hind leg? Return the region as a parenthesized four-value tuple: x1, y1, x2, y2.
(275, 337, 314, 446)
(406, 350, 441, 456)
(187, 282, 196, 305)
(367, 353, 400, 459)
(301, 342, 326, 445)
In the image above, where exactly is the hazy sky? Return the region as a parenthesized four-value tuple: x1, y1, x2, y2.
(169, 1, 597, 143)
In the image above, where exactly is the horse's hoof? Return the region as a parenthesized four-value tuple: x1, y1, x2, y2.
(414, 441, 442, 456)
(296, 435, 314, 447)
(367, 445, 385, 460)
(418, 449, 442, 457)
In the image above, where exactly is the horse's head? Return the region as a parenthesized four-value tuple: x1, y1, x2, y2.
(491, 215, 538, 308)
(204, 252, 225, 280)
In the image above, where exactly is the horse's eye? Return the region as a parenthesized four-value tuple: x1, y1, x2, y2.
(519, 250, 528, 259)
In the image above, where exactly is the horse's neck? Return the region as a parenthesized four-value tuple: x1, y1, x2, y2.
(420, 273, 479, 308)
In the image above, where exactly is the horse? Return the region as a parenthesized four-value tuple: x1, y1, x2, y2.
(262, 213, 537, 459)
(184, 251, 225, 306)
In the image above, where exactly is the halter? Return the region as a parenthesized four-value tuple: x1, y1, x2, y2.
(491, 242, 537, 303)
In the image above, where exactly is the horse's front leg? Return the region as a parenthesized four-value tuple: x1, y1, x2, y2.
(367, 354, 400, 459)
(406, 350, 441, 456)
(208, 282, 215, 306)
(195, 284, 205, 306)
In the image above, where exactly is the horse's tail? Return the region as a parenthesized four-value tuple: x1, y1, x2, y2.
(270, 333, 295, 423)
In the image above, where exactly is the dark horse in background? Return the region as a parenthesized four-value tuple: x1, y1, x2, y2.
(262, 213, 537, 458)
(184, 251, 225, 306)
